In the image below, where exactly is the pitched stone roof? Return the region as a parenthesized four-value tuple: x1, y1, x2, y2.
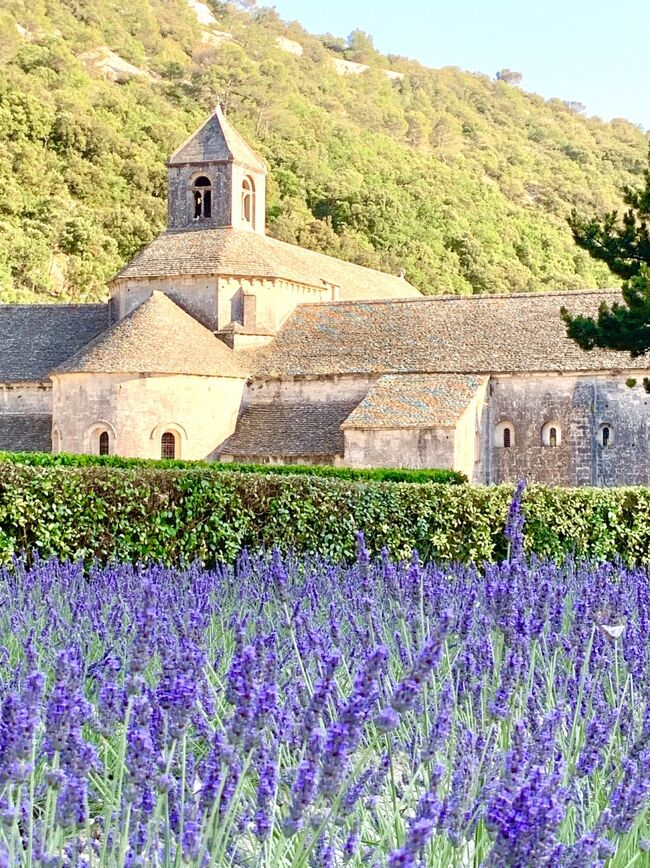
(167, 106, 267, 174)
(218, 400, 360, 458)
(0, 415, 51, 452)
(251, 290, 641, 378)
(342, 374, 487, 429)
(55, 292, 244, 377)
(0, 304, 109, 383)
(113, 226, 420, 301)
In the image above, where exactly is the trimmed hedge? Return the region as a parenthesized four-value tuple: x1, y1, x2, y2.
(0, 452, 465, 485)
(0, 462, 650, 565)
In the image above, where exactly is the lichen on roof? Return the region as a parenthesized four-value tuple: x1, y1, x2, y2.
(112, 226, 420, 302)
(55, 292, 244, 378)
(342, 374, 487, 429)
(250, 289, 640, 378)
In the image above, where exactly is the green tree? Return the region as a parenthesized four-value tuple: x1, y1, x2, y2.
(561, 150, 650, 355)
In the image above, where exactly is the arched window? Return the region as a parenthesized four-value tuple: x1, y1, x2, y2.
(52, 427, 61, 454)
(99, 431, 110, 456)
(495, 420, 515, 448)
(192, 176, 212, 220)
(541, 421, 561, 447)
(161, 431, 176, 460)
(600, 424, 613, 448)
(242, 176, 255, 227)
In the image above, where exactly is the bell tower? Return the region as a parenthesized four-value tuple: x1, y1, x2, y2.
(166, 105, 267, 234)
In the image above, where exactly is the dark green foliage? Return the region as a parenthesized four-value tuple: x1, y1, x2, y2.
(561, 270, 650, 356)
(0, 0, 647, 301)
(0, 451, 465, 483)
(0, 461, 649, 565)
(563, 150, 650, 354)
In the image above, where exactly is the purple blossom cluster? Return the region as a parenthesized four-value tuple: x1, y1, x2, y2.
(0, 490, 649, 865)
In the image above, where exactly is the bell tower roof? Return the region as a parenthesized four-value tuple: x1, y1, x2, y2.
(167, 105, 267, 174)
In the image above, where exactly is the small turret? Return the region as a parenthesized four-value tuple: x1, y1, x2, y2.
(166, 105, 267, 234)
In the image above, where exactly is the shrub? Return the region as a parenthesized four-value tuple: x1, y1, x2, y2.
(0, 460, 650, 565)
(0, 451, 465, 484)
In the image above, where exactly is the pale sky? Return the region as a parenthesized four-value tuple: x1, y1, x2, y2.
(262, 0, 650, 129)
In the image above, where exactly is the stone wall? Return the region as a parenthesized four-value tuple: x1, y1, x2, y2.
(111, 278, 220, 331)
(51, 372, 245, 460)
(243, 374, 375, 407)
(454, 378, 489, 481)
(110, 275, 329, 336)
(344, 426, 456, 470)
(486, 373, 650, 486)
(0, 384, 53, 452)
(0, 383, 51, 415)
(167, 162, 265, 233)
(216, 276, 329, 335)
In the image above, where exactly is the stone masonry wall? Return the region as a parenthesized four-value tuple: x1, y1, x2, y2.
(487, 373, 650, 486)
(0, 384, 51, 415)
(243, 375, 376, 407)
(52, 372, 245, 460)
(167, 163, 266, 233)
(111, 275, 329, 335)
(343, 426, 456, 469)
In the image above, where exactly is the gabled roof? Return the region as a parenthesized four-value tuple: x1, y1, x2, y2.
(167, 106, 267, 174)
(54, 292, 244, 378)
(342, 375, 487, 429)
(218, 400, 359, 458)
(112, 226, 420, 302)
(0, 304, 109, 383)
(250, 289, 642, 378)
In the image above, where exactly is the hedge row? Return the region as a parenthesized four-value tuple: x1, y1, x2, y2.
(1, 463, 650, 565)
(0, 452, 465, 485)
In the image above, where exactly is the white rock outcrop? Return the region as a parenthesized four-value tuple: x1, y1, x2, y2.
(78, 47, 150, 83)
(276, 36, 303, 56)
(331, 57, 404, 80)
(187, 0, 219, 28)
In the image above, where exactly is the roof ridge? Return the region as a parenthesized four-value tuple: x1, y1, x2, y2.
(293, 287, 622, 310)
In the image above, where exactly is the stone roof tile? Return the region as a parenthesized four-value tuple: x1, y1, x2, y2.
(112, 226, 419, 301)
(218, 400, 359, 457)
(167, 106, 267, 173)
(0, 415, 51, 452)
(55, 292, 244, 377)
(342, 374, 487, 428)
(0, 304, 109, 383)
(250, 290, 640, 377)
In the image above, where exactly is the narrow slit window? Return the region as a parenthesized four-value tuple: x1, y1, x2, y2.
(549, 427, 557, 448)
(602, 426, 610, 447)
(503, 427, 511, 448)
(161, 431, 176, 460)
(99, 431, 110, 456)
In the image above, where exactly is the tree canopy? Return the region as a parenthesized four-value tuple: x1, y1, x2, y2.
(0, 0, 648, 302)
(562, 150, 650, 356)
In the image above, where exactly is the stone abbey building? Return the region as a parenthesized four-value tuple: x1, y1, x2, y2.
(1, 108, 649, 485)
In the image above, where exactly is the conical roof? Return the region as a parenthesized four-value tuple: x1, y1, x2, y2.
(167, 105, 267, 174)
(54, 292, 244, 378)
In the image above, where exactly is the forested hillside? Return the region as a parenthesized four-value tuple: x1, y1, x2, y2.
(0, 0, 648, 302)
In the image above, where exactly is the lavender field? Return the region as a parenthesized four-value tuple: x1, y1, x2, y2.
(1, 492, 650, 867)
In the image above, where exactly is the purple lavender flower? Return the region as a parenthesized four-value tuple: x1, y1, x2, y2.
(391, 611, 451, 715)
(504, 479, 526, 561)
